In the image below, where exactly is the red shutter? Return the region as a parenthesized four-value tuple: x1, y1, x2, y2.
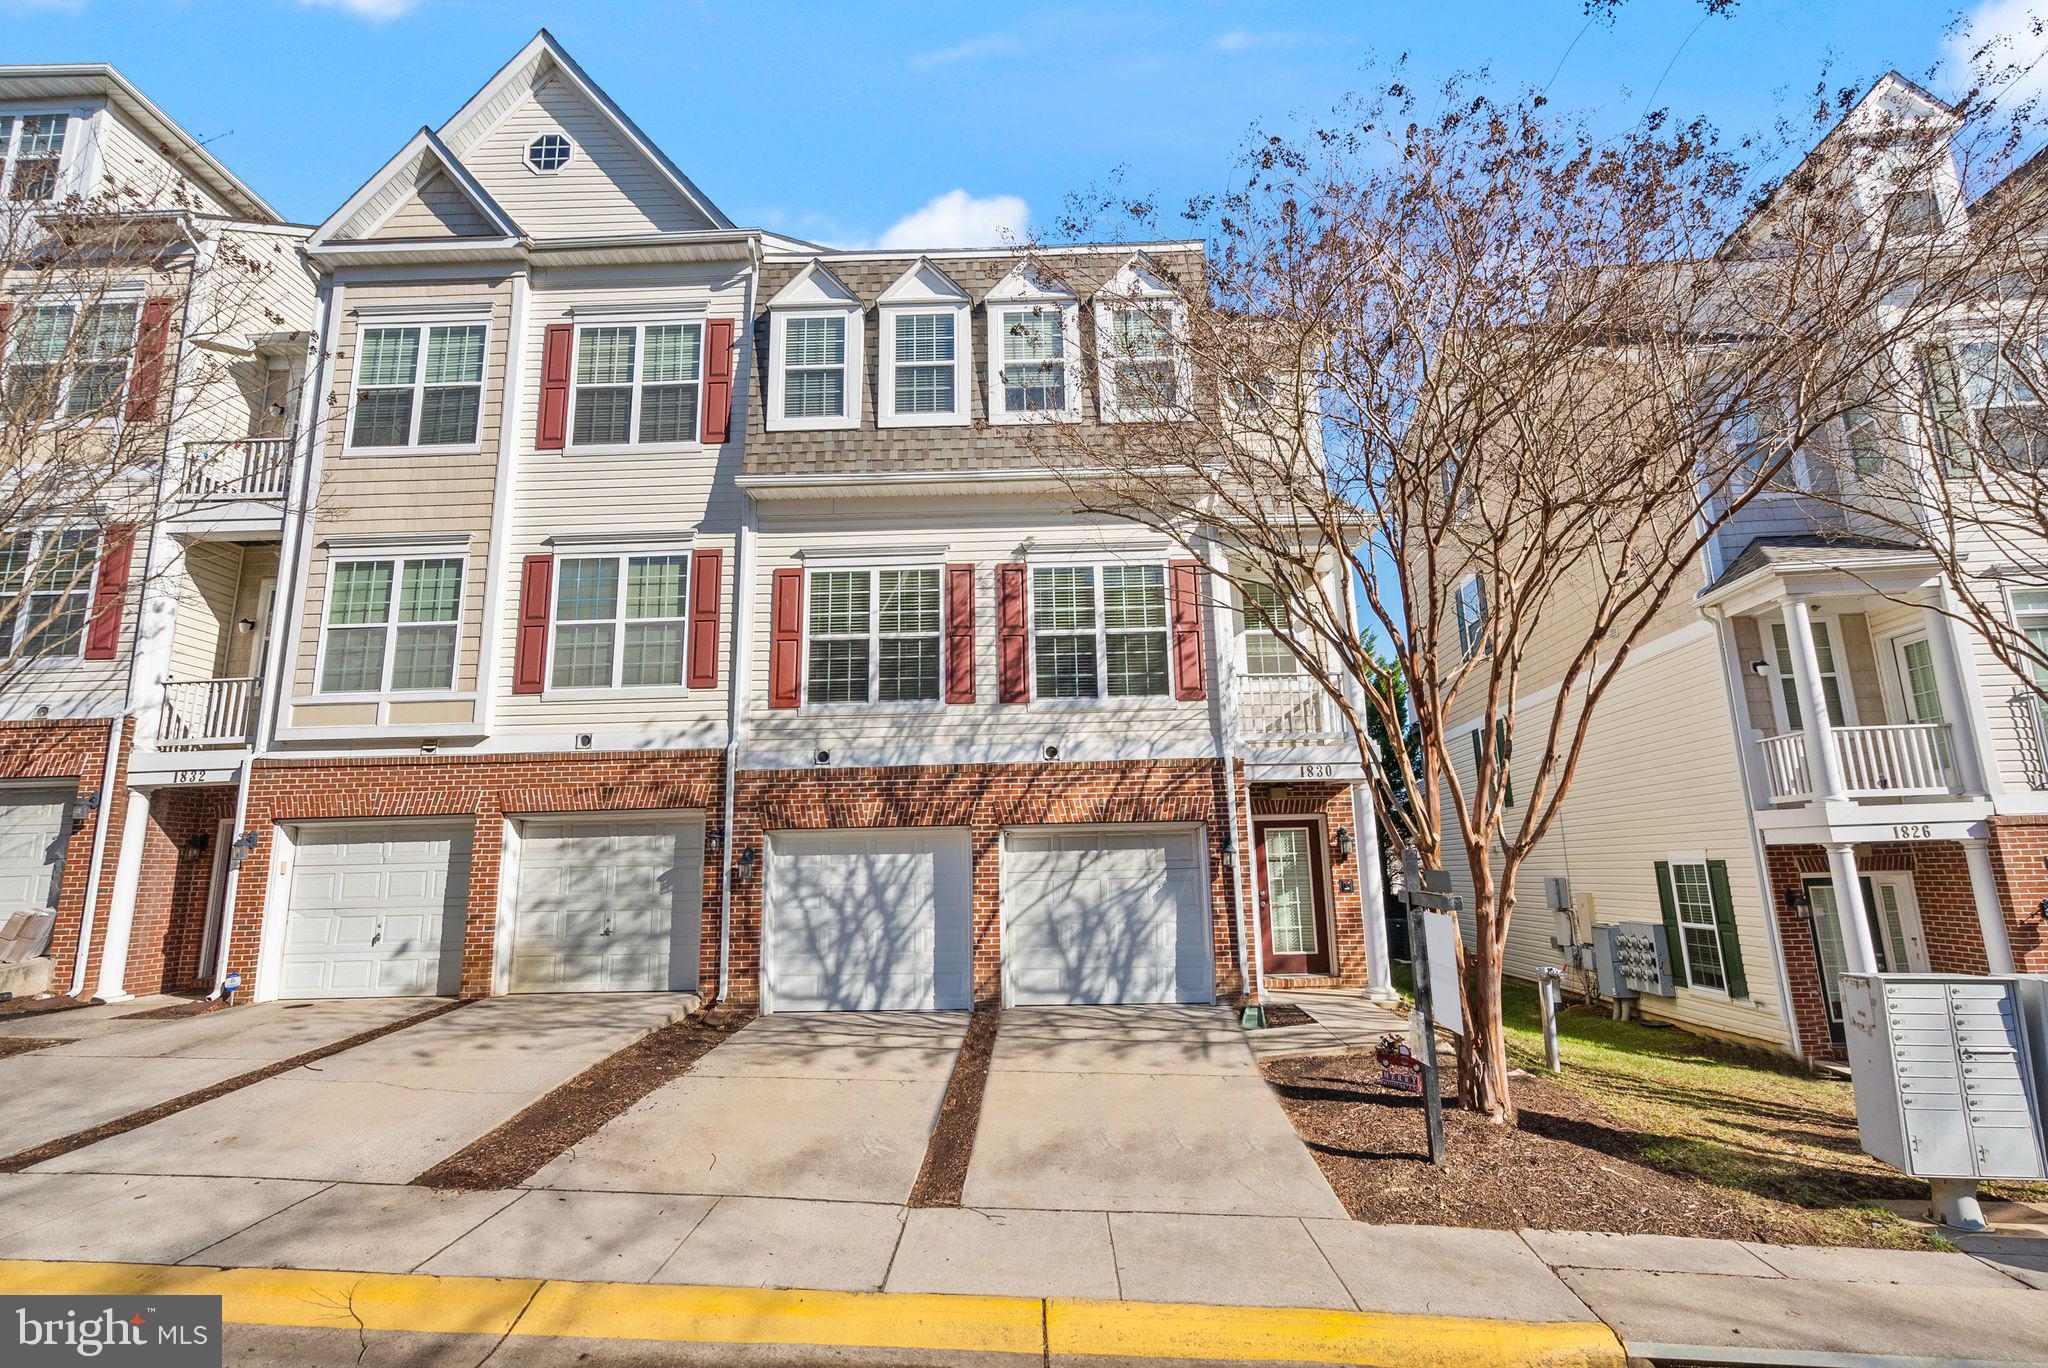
(769, 567, 803, 708)
(83, 524, 135, 660)
(997, 562, 1029, 704)
(686, 547, 723, 689)
(944, 562, 975, 704)
(536, 324, 573, 450)
(701, 318, 735, 445)
(0, 301, 13, 359)
(1170, 559, 1207, 701)
(513, 554, 553, 695)
(123, 298, 175, 423)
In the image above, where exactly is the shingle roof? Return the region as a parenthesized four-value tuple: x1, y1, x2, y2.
(1709, 533, 1926, 592)
(744, 245, 1204, 479)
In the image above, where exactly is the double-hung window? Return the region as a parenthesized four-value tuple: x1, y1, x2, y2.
(0, 528, 99, 661)
(319, 555, 464, 694)
(1241, 581, 1299, 675)
(804, 568, 942, 705)
(886, 312, 959, 420)
(1100, 305, 1183, 419)
(991, 303, 1077, 421)
(1956, 337, 2048, 470)
(550, 553, 691, 691)
(1769, 618, 1847, 729)
(348, 322, 487, 449)
(781, 315, 848, 421)
(1454, 574, 1487, 657)
(1669, 860, 1727, 993)
(1, 115, 67, 201)
(2, 303, 137, 424)
(2011, 589, 2048, 690)
(1031, 564, 1170, 701)
(570, 321, 703, 446)
(1842, 398, 1883, 477)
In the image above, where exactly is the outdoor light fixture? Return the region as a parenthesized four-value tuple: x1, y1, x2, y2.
(1333, 827, 1354, 863)
(69, 792, 100, 822)
(1219, 834, 1235, 858)
(1751, 659, 1772, 678)
(236, 617, 257, 634)
(1783, 886, 1810, 910)
(228, 829, 262, 868)
(736, 847, 758, 882)
(183, 832, 211, 855)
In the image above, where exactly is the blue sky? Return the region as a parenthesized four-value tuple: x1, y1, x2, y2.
(3, 0, 2038, 239)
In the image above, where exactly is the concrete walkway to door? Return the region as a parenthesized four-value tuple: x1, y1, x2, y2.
(962, 1005, 1346, 1218)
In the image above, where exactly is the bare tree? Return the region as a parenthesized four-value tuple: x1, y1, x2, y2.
(1024, 67, 2048, 1120)
(1, 170, 305, 695)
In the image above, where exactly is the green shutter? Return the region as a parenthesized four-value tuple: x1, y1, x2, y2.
(1470, 725, 1512, 809)
(1654, 861, 1689, 988)
(1706, 859, 1748, 1000)
(1919, 342, 1970, 477)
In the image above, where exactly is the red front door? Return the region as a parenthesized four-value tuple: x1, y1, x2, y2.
(1255, 820, 1332, 975)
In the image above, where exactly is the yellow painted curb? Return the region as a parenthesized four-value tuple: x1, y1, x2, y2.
(0, 1259, 1627, 1367)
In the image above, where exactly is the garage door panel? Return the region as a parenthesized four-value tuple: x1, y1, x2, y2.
(508, 817, 702, 993)
(1003, 827, 1213, 1007)
(765, 830, 970, 1013)
(280, 824, 470, 998)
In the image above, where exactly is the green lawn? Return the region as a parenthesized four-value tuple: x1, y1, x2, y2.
(1393, 967, 2042, 1246)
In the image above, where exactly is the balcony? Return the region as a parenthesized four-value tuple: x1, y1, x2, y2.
(185, 436, 293, 501)
(157, 676, 260, 750)
(1755, 722, 1960, 804)
(1237, 673, 1350, 742)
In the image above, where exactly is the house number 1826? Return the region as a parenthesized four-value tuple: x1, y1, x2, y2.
(1891, 823, 1933, 841)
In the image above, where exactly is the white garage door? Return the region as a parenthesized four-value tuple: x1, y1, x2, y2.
(764, 829, 971, 1012)
(280, 823, 470, 997)
(1003, 826, 1213, 1006)
(509, 816, 703, 993)
(0, 788, 70, 961)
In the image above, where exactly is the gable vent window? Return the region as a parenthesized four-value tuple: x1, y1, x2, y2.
(525, 134, 573, 174)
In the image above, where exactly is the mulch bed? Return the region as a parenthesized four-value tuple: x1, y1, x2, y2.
(908, 1008, 1001, 1208)
(1263, 1048, 1855, 1243)
(117, 997, 230, 1020)
(414, 1003, 755, 1191)
(0, 994, 98, 1023)
(0, 999, 462, 1172)
(1260, 1003, 1316, 1028)
(0, 1037, 72, 1060)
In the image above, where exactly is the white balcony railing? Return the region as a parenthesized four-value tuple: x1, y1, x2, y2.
(1755, 721, 1959, 804)
(1236, 673, 1348, 742)
(157, 676, 260, 749)
(184, 436, 293, 502)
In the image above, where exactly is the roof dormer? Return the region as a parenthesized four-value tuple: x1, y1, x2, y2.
(985, 258, 1080, 425)
(877, 259, 971, 429)
(1095, 255, 1190, 423)
(765, 260, 865, 432)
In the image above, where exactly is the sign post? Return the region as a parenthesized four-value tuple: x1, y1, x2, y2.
(1399, 848, 1462, 1166)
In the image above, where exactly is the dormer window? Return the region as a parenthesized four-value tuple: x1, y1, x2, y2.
(1886, 179, 1941, 237)
(986, 260, 1080, 425)
(525, 133, 573, 174)
(766, 261, 864, 432)
(877, 258, 972, 428)
(0, 115, 68, 202)
(1096, 257, 1190, 423)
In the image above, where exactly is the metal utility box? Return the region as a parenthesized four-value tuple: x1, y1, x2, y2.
(1592, 921, 1673, 999)
(1843, 974, 2048, 1182)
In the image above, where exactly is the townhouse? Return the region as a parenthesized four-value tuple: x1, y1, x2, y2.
(0, 64, 314, 1004)
(85, 31, 1392, 1014)
(1444, 74, 2048, 1061)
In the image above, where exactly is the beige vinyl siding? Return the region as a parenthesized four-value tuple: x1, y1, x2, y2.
(168, 542, 242, 680)
(490, 268, 750, 741)
(461, 71, 712, 239)
(1443, 623, 1792, 1049)
(743, 497, 1218, 769)
(92, 109, 231, 216)
(288, 277, 512, 716)
(222, 545, 279, 678)
(371, 173, 497, 240)
(183, 227, 317, 448)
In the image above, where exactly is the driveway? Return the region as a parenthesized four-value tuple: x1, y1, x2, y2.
(961, 1005, 1346, 1217)
(36, 994, 684, 1183)
(0, 997, 429, 1158)
(531, 1011, 966, 1203)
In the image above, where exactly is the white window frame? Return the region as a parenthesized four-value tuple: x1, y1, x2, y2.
(1666, 854, 1728, 997)
(799, 564, 946, 710)
(987, 298, 1081, 425)
(565, 318, 706, 453)
(1027, 560, 1174, 707)
(1454, 573, 1487, 657)
(342, 317, 491, 454)
(1766, 613, 1858, 734)
(766, 305, 863, 432)
(1239, 580, 1301, 677)
(523, 132, 573, 175)
(0, 112, 72, 202)
(0, 526, 101, 666)
(0, 296, 142, 430)
(314, 550, 467, 699)
(1095, 296, 1190, 423)
(878, 304, 972, 429)
(2008, 585, 2048, 692)
(1952, 332, 2048, 471)
(543, 546, 694, 697)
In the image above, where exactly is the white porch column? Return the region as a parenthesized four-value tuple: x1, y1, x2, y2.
(1350, 781, 1394, 1000)
(1921, 600, 1987, 797)
(1826, 841, 1879, 975)
(1959, 836, 2016, 974)
(91, 787, 156, 1000)
(1784, 597, 1848, 802)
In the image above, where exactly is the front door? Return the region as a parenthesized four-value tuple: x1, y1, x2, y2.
(1256, 820, 1332, 975)
(1804, 873, 1925, 1045)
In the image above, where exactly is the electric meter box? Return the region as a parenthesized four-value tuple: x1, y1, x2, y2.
(1592, 921, 1673, 999)
(1843, 974, 2048, 1182)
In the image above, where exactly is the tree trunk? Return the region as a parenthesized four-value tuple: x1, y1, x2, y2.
(1454, 928, 1514, 1123)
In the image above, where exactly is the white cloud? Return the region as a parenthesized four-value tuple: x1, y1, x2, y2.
(297, 0, 420, 20)
(910, 32, 1031, 69)
(1210, 30, 1308, 54)
(1944, 0, 2048, 106)
(874, 189, 1031, 250)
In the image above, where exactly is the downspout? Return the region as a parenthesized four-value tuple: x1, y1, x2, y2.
(70, 213, 208, 998)
(208, 280, 333, 998)
(716, 242, 762, 1005)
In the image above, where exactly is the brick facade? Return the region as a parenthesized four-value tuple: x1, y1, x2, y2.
(124, 785, 236, 995)
(0, 716, 130, 990)
(727, 757, 1249, 1006)
(1250, 781, 1374, 990)
(225, 750, 727, 998)
(1985, 817, 2048, 973)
